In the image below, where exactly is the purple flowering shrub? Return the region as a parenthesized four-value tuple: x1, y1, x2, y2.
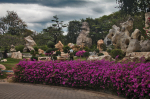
(75, 50, 86, 57)
(14, 59, 150, 99)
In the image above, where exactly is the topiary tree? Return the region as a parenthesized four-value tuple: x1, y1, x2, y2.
(63, 45, 70, 53)
(83, 51, 90, 60)
(46, 41, 58, 60)
(56, 51, 61, 56)
(110, 49, 125, 59)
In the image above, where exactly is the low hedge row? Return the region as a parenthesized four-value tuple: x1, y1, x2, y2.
(13, 59, 150, 99)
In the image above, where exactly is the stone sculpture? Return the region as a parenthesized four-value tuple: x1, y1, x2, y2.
(55, 41, 64, 52)
(68, 43, 74, 48)
(23, 36, 36, 52)
(10, 44, 16, 52)
(97, 39, 104, 51)
(76, 22, 92, 48)
(38, 49, 45, 54)
(11, 51, 22, 59)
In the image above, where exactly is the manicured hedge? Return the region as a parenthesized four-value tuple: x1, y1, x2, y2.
(13, 59, 150, 99)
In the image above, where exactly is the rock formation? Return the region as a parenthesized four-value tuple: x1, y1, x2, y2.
(97, 39, 104, 51)
(10, 44, 16, 52)
(23, 36, 36, 52)
(38, 49, 45, 54)
(76, 22, 92, 48)
(11, 51, 22, 59)
(55, 41, 64, 52)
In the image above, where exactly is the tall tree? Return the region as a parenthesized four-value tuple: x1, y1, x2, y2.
(116, 0, 150, 15)
(66, 20, 81, 44)
(0, 11, 27, 36)
(43, 15, 67, 44)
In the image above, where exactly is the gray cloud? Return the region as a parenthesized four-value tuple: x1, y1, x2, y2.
(0, 0, 119, 34)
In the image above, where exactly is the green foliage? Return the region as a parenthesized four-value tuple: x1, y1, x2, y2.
(63, 45, 70, 53)
(53, 56, 57, 60)
(110, 49, 125, 59)
(0, 69, 7, 79)
(95, 49, 99, 53)
(33, 46, 38, 52)
(40, 54, 46, 57)
(74, 51, 78, 56)
(46, 48, 53, 53)
(47, 41, 55, 48)
(107, 49, 112, 54)
(84, 46, 89, 51)
(38, 45, 48, 51)
(31, 56, 38, 61)
(30, 50, 35, 56)
(15, 45, 24, 52)
(56, 51, 61, 56)
(98, 53, 104, 56)
(83, 51, 90, 58)
(100, 44, 107, 51)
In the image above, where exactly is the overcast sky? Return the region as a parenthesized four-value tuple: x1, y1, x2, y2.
(0, 0, 119, 35)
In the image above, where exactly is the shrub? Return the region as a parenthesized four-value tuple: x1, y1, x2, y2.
(100, 44, 107, 51)
(47, 41, 55, 48)
(0, 69, 7, 79)
(98, 53, 104, 56)
(33, 46, 38, 52)
(95, 49, 99, 53)
(107, 49, 111, 54)
(46, 48, 53, 53)
(30, 50, 35, 56)
(84, 46, 89, 51)
(75, 50, 86, 57)
(56, 51, 61, 56)
(15, 45, 24, 52)
(110, 49, 125, 59)
(74, 51, 78, 56)
(30, 56, 38, 61)
(53, 56, 57, 60)
(63, 45, 70, 53)
(38, 45, 48, 51)
(14, 59, 150, 98)
(83, 51, 90, 59)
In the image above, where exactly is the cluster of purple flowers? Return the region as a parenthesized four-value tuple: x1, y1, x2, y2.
(75, 50, 86, 57)
(13, 59, 150, 98)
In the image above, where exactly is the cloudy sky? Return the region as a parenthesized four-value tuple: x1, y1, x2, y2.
(0, 0, 119, 35)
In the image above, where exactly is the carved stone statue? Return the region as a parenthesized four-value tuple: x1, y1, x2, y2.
(23, 36, 36, 52)
(10, 44, 16, 52)
(76, 22, 92, 48)
(55, 41, 64, 52)
(97, 39, 104, 51)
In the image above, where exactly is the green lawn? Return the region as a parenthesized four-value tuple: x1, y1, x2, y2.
(74, 57, 86, 61)
(0, 58, 21, 70)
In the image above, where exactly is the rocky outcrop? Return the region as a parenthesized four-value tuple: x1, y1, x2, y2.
(76, 22, 92, 48)
(55, 41, 64, 52)
(23, 36, 36, 52)
(140, 40, 150, 52)
(87, 55, 115, 61)
(97, 39, 104, 51)
(10, 44, 16, 52)
(38, 49, 45, 54)
(11, 51, 22, 59)
(0, 64, 6, 70)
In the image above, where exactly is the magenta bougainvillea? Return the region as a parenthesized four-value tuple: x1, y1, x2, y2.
(75, 50, 86, 57)
(13, 59, 150, 99)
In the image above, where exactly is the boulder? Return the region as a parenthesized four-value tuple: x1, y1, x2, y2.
(23, 36, 36, 52)
(55, 41, 64, 52)
(11, 51, 22, 59)
(126, 39, 141, 53)
(0, 64, 6, 70)
(140, 40, 150, 52)
(76, 22, 92, 48)
(97, 39, 104, 51)
(87, 55, 115, 61)
(38, 49, 45, 54)
(1, 59, 7, 62)
(10, 44, 16, 52)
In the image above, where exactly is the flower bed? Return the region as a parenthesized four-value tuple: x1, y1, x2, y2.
(13, 59, 150, 99)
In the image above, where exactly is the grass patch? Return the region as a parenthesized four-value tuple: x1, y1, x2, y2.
(74, 57, 86, 61)
(0, 58, 21, 70)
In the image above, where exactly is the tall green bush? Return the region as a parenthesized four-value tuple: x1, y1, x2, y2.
(110, 49, 125, 59)
(15, 45, 24, 52)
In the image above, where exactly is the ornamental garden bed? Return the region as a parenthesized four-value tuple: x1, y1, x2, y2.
(13, 59, 150, 99)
